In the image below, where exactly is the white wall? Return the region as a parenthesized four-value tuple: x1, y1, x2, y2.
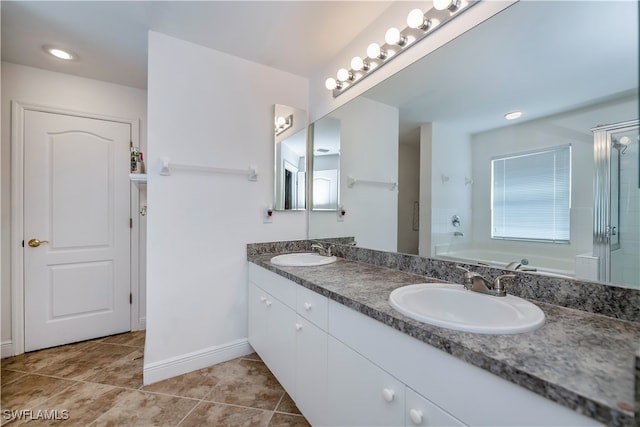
(419, 123, 472, 256)
(1, 62, 147, 356)
(144, 32, 308, 383)
(309, 97, 399, 251)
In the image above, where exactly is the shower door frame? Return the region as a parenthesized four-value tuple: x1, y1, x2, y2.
(592, 119, 639, 284)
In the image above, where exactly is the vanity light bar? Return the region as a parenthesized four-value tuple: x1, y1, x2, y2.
(327, 0, 478, 97)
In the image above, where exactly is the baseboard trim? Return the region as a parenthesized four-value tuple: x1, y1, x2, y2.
(1, 340, 14, 359)
(142, 338, 252, 385)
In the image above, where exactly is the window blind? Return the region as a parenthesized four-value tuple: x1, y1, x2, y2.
(491, 145, 571, 242)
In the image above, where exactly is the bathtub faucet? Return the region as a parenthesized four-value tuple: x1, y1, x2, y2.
(505, 261, 523, 270)
(505, 261, 537, 272)
(456, 266, 515, 297)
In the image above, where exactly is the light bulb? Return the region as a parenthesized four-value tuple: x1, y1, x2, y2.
(350, 56, 369, 72)
(619, 136, 631, 145)
(44, 46, 76, 60)
(337, 68, 353, 82)
(367, 43, 386, 60)
(504, 111, 523, 120)
(325, 77, 338, 90)
(385, 27, 406, 46)
(433, 0, 460, 11)
(407, 9, 431, 31)
(407, 9, 424, 28)
(276, 116, 286, 126)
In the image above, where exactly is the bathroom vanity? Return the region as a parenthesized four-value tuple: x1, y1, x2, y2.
(247, 241, 639, 427)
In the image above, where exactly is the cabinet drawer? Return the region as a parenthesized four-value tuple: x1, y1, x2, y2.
(296, 285, 328, 330)
(248, 264, 296, 308)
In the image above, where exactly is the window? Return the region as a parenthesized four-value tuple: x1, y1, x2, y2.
(491, 145, 571, 242)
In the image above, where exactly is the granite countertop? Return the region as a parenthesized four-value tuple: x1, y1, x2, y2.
(248, 253, 640, 427)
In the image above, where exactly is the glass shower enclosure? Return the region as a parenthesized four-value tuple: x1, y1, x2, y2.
(592, 120, 639, 288)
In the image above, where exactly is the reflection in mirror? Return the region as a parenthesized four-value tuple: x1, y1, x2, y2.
(274, 105, 307, 211)
(311, 117, 340, 210)
(308, 1, 639, 288)
(309, 97, 399, 251)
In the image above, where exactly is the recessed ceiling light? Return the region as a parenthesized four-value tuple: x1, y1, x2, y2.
(43, 45, 76, 61)
(504, 111, 523, 120)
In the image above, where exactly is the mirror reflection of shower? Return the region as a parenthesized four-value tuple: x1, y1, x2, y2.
(612, 135, 631, 154)
(592, 120, 639, 289)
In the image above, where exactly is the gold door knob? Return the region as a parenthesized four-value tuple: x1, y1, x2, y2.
(28, 238, 49, 248)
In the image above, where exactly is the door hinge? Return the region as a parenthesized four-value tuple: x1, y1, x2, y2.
(129, 218, 133, 228)
(129, 293, 133, 304)
(22, 240, 24, 247)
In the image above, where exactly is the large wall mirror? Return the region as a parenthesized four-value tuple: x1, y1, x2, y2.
(308, 1, 639, 289)
(274, 104, 307, 211)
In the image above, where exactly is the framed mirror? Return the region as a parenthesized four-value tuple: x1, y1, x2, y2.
(308, 0, 639, 288)
(274, 104, 307, 211)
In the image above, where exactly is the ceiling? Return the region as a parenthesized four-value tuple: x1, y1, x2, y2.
(1, 1, 394, 89)
(362, 0, 639, 137)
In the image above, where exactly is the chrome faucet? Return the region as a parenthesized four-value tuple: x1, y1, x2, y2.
(456, 266, 515, 297)
(505, 261, 522, 270)
(311, 243, 334, 257)
(505, 261, 537, 272)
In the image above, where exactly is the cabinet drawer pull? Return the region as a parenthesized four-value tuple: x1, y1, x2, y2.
(382, 388, 395, 402)
(409, 409, 423, 425)
(260, 296, 267, 302)
(304, 302, 312, 311)
(295, 323, 303, 331)
(265, 300, 272, 307)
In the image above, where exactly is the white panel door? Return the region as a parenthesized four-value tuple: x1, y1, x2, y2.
(24, 110, 131, 352)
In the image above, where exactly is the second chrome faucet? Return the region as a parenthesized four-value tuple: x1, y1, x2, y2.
(456, 266, 515, 297)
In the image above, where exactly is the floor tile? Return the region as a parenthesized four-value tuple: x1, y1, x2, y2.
(179, 401, 271, 427)
(82, 349, 143, 389)
(0, 332, 310, 426)
(141, 365, 221, 400)
(275, 393, 301, 415)
(203, 359, 285, 410)
(89, 390, 198, 427)
(101, 331, 146, 348)
(268, 413, 311, 427)
(1, 369, 26, 386)
(34, 342, 136, 381)
(241, 352, 263, 362)
(9, 382, 129, 426)
(0, 342, 90, 373)
(0, 374, 75, 410)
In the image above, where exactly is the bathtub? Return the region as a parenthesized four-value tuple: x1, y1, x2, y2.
(434, 247, 575, 279)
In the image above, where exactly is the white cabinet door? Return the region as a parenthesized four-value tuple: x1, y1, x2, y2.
(328, 336, 404, 427)
(264, 293, 297, 396)
(295, 316, 328, 427)
(405, 387, 465, 427)
(248, 283, 268, 356)
(247, 282, 296, 396)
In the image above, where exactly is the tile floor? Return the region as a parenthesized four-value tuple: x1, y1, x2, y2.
(1, 331, 310, 426)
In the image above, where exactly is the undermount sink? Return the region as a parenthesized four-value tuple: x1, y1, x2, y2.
(389, 283, 545, 334)
(270, 252, 337, 267)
